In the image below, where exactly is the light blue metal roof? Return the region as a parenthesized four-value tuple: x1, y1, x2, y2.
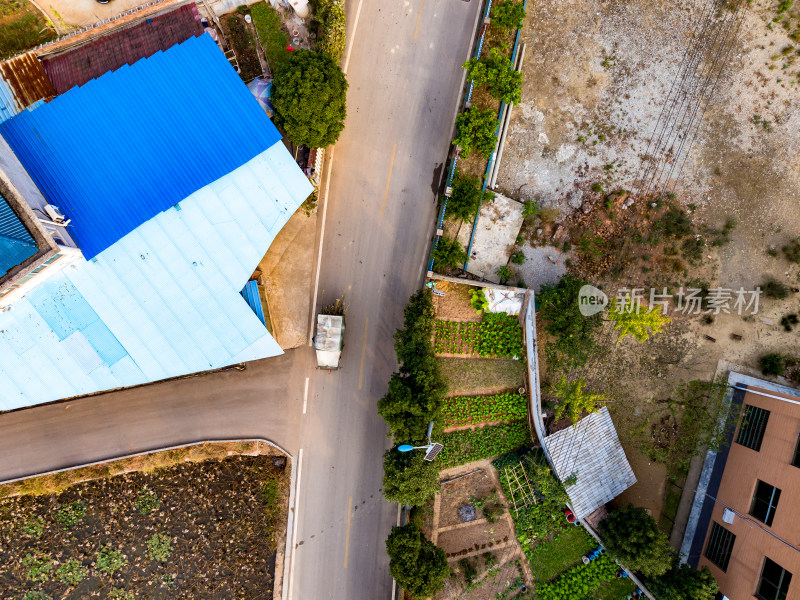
(0, 33, 281, 260)
(0, 144, 313, 411)
(0, 194, 37, 276)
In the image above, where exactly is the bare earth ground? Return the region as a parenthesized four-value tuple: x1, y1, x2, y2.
(500, 0, 800, 521)
(433, 461, 530, 600)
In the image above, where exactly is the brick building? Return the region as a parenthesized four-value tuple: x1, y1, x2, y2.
(683, 372, 800, 600)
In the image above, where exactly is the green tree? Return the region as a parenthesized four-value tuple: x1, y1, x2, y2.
(378, 374, 442, 444)
(760, 352, 785, 376)
(382, 448, 441, 506)
(552, 376, 605, 423)
(378, 290, 447, 442)
(448, 171, 485, 221)
(454, 106, 498, 159)
(606, 299, 670, 342)
(386, 523, 449, 597)
(598, 505, 673, 577)
(538, 274, 601, 368)
(432, 236, 468, 269)
(271, 49, 348, 147)
(311, 0, 346, 61)
(647, 560, 719, 600)
(490, 0, 526, 30)
(464, 49, 523, 104)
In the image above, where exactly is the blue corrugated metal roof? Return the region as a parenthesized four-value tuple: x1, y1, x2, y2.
(0, 194, 37, 275)
(0, 33, 281, 259)
(240, 280, 267, 327)
(0, 144, 313, 411)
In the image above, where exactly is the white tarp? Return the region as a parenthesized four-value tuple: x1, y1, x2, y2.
(315, 314, 343, 368)
(485, 288, 523, 315)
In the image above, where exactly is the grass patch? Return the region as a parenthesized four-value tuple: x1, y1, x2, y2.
(250, 2, 291, 74)
(527, 526, 595, 582)
(0, 6, 56, 60)
(591, 576, 636, 599)
(438, 357, 525, 395)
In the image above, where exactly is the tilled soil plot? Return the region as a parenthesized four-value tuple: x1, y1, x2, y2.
(0, 455, 289, 600)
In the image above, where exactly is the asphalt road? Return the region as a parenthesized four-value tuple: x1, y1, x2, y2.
(293, 1, 480, 598)
(0, 0, 481, 598)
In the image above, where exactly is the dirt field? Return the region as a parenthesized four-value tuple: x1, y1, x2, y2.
(503, 0, 800, 524)
(0, 454, 289, 600)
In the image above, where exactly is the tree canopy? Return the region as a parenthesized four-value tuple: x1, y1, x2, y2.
(606, 299, 671, 342)
(647, 560, 719, 600)
(464, 49, 522, 104)
(598, 505, 673, 577)
(386, 523, 449, 598)
(432, 236, 468, 270)
(453, 106, 498, 159)
(490, 0, 527, 30)
(537, 274, 601, 369)
(382, 447, 441, 507)
(552, 376, 606, 423)
(271, 49, 348, 147)
(447, 171, 487, 222)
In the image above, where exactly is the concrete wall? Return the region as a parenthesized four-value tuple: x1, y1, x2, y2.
(697, 385, 800, 599)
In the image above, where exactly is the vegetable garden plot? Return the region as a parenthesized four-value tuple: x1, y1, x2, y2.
(0, 455, 288, 600)
(442, 392, 527, 428)
(435, 320, 481, 355)
(434, 313, 524, 359)
(438, 422, 532, 469)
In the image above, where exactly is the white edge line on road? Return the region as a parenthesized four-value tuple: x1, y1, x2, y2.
(390, 503, 402, 600)
(302, 377, 309, 414)
(288, 448, 303, 600)
(308, 147, 334, 346)
(342, 0, 364, 75)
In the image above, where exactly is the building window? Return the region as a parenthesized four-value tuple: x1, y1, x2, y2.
(750, 480, 781, 526)
(792, 434, 800, 468)
(704, 521, 736, 572)
(736, 404, 770, 451)
(757, 557, 792, 600)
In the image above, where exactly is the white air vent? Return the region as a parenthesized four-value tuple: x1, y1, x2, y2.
(723, 508, 735, 524)
(44, 204, 66, 223)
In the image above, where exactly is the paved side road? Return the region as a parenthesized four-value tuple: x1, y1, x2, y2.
(0, 0, 481, 598)
(0, 353, 307, 480)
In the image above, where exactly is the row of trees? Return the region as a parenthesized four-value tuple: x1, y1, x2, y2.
(453, 1, 526, 159)
(379, 291, 451, 596)
(599, 506, 718, 600)
(378, 289, 446, 505)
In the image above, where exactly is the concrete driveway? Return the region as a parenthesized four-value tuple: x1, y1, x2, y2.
(34, 0, 148, 31)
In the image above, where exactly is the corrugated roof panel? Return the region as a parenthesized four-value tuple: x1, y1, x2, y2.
(82, 319, 127, 366)
(0, 194, 33, 242)
(0, 52, 56, 107)
(41, 4, 204, 95)
(108, 355, 146, 388)
(60, 330, 104, 373)
(0, 141, 311, 410)
(241, 280, 266, 327)
(26, 278, 99, 340)
(0, 33, 281, 259)
(0, 77, 21, 125)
